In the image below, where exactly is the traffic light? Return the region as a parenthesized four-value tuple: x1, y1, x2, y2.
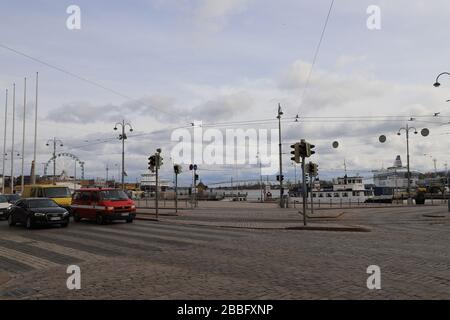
(299, 140, 307, 158)
(290, 143, 300, 163)
(307, 162, 318, 176)
(276, 174, 284, 182)
(174, 164, 182, 175)
(156, 154, 163, 168)
(195, 174, 199, 181)
(305, 143, 315, 157)
(148, 155, 156, 172)
(311, 163, 318, 176)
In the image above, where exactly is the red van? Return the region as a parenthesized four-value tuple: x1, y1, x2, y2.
(71, 188, 136, 224)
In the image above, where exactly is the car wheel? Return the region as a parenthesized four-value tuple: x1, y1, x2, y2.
(96, 214, 105, 225)
(8, 214, 16, 227)
(73, 212, 81, 222)
(26, 217, 34, 230)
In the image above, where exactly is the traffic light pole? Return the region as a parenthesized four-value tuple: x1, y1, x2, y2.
(301, 156, 307, 226)
(155, 153, 159, 220)
(277, 104, 284, 208)
(309, 173, 314, 215)
(175, 172, 178, 214)
(194, 168, 198, 208)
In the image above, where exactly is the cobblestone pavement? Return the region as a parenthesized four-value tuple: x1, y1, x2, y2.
(0, 204, 449, 299)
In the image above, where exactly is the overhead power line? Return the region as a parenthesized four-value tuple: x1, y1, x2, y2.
(0, 43, 189, 123)
(297, 0, 335, 113)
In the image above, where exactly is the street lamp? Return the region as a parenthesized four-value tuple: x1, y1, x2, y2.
(423, 153, 437, 174)
(114, 120, 133, 190)
(433, 72, 450, 87)
(276, 103, 284, 207)
(379, 124, 429, 204)
(46, 138, 64, 185)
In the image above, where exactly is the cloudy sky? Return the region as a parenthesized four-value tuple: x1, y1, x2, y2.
(1, 0, 450, 186)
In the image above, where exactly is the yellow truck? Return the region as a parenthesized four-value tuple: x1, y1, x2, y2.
(22, 185, 72, 210)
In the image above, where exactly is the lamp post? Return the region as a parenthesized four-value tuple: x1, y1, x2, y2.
(2, 89, 8, 194)
(379, 125, 429, 204)
(277, 103, 284, 207)
(10, 83, 16, 193)
(46, 138, 64, 185)
(423, 154, 437, 174)
(113, 120, 133, 190)
(433, 72, 450, 88)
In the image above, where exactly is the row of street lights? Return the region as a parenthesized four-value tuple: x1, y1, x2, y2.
(1, 73, 39, 194)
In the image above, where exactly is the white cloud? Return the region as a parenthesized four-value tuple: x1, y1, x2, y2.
(194, 0, 253, 32)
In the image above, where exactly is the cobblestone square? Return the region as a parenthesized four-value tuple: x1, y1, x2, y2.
(0, 203, 449, 299)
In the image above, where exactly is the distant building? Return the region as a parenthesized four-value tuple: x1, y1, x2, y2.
(140, 173, 170, 192)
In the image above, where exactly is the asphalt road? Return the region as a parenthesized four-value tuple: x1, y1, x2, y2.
(0, 205, 449, 299)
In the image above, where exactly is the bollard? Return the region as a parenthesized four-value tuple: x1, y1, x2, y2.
(448, 199, 450, 212)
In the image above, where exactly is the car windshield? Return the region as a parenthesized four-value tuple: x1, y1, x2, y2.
(28, 199, 59, 208)
(43, 187, 71, 198)
(100, 190, 129, 201)
(6, 194, 20, 202)
(0, 195, 8, 203)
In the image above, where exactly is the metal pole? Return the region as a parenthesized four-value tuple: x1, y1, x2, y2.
(277, 104, 283, 207)
(260, 155, 263, 202)
(155, 153, 159, 219)
(175, 172, 178, 214)
(194, 168, 198, 207)
(301, 156, 307, 225)
(191, 169, 194, 208)
(2, 89, 8, 194)
(74, 159, 76, 191)
(406, 124, 411, 204)
(53, 138, 56, 185)
(121, 120, 125, 190)
(31, 72, 38, 185)
(310, 174, 314, 215)
(21, 78, 26, 193)
(10, 83, 16, 193)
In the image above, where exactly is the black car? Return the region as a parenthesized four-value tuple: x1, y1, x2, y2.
(8, 198, 70, 229)
(0, 195, 12, 220)
(5, 194, 21, 203)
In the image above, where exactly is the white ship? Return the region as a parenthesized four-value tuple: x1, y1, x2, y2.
(310, 176, 374, 203)
(291, 175, 374, 203)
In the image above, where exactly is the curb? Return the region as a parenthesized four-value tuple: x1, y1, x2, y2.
(422, 214, 449, 218)
(134, 216, 371, 232)
(285, 225, 371, 232)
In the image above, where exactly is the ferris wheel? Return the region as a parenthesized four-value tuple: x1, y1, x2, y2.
(44, 152, 85, 179)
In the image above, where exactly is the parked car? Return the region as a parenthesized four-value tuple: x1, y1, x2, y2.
(5, 194, 21, 204)
(71, 188, 136, 224)
(0, 195, 13, 220)
(8, 198, 70, 229)
(22, 185, 72, 211)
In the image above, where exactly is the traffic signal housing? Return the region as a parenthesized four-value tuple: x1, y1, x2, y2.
(305, 143, 315, 158)
(156, 154, 163, 168)
(290, 143, 300, 163)
(174, 164, 182, 175)
(148, 155, 156, 172)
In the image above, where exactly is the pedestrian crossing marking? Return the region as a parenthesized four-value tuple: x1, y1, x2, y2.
(0, 246, 59, 270)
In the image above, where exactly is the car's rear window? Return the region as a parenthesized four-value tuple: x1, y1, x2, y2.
(43, 187, 71, 198)
(28, 199, 59, 208)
